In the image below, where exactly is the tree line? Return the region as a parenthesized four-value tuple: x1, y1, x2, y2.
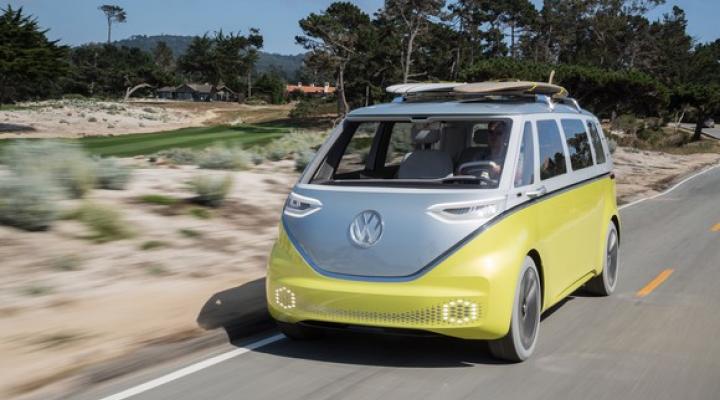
(296, 0, 720, 139)
(2, 1, 720, 137)
(0, 5, 284, 104)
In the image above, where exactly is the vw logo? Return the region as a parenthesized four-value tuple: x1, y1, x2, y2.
(349, 210, 383, 248)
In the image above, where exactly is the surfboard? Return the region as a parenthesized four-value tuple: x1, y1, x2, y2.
(386, 82, 466, 94)
(454, 81, 567, 96)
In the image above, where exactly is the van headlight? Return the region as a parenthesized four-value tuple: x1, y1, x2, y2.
(426, 198, 505, 223)
(283, 192, 322, 217)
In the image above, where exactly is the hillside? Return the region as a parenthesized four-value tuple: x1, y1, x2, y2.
(111, 34, 305, 79)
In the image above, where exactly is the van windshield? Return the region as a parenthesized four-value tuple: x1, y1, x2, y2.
(309, 119, 512, 189)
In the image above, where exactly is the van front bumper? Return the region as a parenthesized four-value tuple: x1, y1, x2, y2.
(267, 226, 528, 340)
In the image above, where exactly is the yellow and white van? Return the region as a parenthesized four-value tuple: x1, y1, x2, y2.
(267, 82, 620, 361)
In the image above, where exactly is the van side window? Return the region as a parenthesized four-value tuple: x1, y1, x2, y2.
(587, 121, 606, 164)
(514, 122, 535, 187)
(335, 122, 379, 175)
(537, 120, 567, 180)
(561, 119, 593, 170)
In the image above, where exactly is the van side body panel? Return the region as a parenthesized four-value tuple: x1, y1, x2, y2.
(534, 175, 616, 309)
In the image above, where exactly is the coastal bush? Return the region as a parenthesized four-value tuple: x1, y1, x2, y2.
(0, 174, 59, 231)
(197, 146, 252, 170)
(64, 202, 133, 242)
(2, 141, 96, 198)
(263, 131, 325, 161)
(188, 174, 234, 207)
(94, 157, 133, 190)
(294, 150, 315, 172)
(156, 148, 198, 165)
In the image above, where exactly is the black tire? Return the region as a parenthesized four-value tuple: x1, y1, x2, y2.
(276, 321, 323, 340)
(489, 256, 541, 362)
(585, 222, 619, 296)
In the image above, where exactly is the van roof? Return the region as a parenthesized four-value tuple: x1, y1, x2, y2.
(348, 99, 595, 118)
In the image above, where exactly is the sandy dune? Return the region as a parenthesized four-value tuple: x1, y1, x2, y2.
(0, 100, 293, 139)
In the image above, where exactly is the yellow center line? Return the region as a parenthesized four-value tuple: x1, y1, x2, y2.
(712, 223, 720, 232)
(636, 269, 674, 298)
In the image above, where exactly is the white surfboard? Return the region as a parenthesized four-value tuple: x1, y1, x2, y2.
(454, 81, 567, 96)
(386, 82, 466, 95)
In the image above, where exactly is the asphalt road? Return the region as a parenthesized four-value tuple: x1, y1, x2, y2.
(679, 123, 720, 140)
(76, 166, 720, 400)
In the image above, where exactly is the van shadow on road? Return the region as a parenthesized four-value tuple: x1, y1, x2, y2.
(196, 277, 275, 340)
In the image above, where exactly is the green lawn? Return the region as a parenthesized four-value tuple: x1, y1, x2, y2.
(0, 124, 289, 157)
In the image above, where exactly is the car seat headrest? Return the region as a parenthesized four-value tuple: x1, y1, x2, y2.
(411, 123, 442, 145)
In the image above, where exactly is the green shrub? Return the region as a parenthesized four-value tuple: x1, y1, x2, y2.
(612, 114, 642, 135)
(52, 255, 83, 271)
(22, 284, 54, 297)
(65, 202, 133, 243)
(140, 240, 168, 250)
(644, 117, 664, 130)
(197, 146, 252, 170)
(178, 228, 202, 238)
(244, 97, 268, 106)
(156, 148, 198, 165)
(250, 151, 265, 165)
(264, 142, 289, 161)
(94, 157, 133, 190)
(62, 93, 86, 100)
(188, 174, 233, 208)
(138, 194, 180, 206)
(144, 263, 170, 276)
(188, 207, 212, 219)
(289, 99, 314, 119)
(263, 131, 325, 161)
(290, 98, 337, 119)
(2, 141, 96, 198)
(0, 174, 59, 231)
(294, 150, 315, 172)
(637, 128, 665, 145)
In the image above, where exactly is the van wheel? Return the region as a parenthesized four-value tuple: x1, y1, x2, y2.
(585, 222, 619, 296)
(489, 256, 541, 362)
(276, 321, 323, 340)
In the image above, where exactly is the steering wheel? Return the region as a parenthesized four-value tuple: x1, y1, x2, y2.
(457, 160, 499, 185)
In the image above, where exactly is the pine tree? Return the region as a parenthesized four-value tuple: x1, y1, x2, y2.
(0, 5, 68, 105)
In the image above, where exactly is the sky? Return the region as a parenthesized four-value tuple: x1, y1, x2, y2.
(6, 0, 720, 55)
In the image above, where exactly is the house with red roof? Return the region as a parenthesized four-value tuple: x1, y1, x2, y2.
(286, 82, 336, 97)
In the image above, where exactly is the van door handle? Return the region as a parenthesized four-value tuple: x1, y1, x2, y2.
(526, 186, 547, 199)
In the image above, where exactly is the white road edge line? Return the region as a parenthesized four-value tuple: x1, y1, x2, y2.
(619, 163, 720, 210)
(98, 334, 284, 400)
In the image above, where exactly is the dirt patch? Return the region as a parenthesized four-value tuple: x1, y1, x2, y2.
(0, 100, 294, 139)
(0, 160, 297, 399)
(613, 147, 720, 204)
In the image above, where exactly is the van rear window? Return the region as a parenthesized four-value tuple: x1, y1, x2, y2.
(587, 121, 606, 164)
(561, 119, 593, 171)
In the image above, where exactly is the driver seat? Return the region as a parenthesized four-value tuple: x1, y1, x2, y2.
(457, 128, 491, 169)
